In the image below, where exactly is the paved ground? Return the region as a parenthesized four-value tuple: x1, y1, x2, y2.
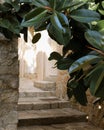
(18, 78, 103, 130)
(18, 122, 103, 130)
(19, 78, 43, 92)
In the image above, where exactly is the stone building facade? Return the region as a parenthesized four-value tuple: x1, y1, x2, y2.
(0, 37, 19, 130)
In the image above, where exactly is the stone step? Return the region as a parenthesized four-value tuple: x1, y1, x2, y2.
(19, 91, 55, 98)
(18, 97, 71, 111)
(34, 80, 56, 91)
(18, 108, 87, 126)
(18, 122, 103, 130)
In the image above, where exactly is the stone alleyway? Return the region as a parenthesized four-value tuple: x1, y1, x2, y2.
(18, 78, 103, 130)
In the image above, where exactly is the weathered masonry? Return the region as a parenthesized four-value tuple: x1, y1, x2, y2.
(0, 37, 19, 130)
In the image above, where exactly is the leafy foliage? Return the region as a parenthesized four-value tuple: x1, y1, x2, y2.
(0, 0, 104, 106)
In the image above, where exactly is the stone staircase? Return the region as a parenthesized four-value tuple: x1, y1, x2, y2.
(18, 78, 87, 127)
(34, 80, 56, 91)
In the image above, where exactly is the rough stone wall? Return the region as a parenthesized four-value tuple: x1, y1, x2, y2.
(0, 38, 19, 130)
(56, 70, 104, 129)
(56, 70, 69, 99)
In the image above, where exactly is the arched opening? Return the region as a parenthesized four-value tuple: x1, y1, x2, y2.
(18, 29, 59, 102)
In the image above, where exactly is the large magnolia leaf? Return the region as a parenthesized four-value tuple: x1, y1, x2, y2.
(88, 64, 104, 97)
(32, 0, 49, 7)
(49, 12, 70, 45)
(95, 20, 104, 32)
(49, 0, 56, 9)
(67, 88, 73, 99)
(50, 13, 65, 33)
(102, 1, 104, 8)
(98, 9, 104, 16)
(5, 0, 20, 12)
(47, 23, 71, 46)
(56, 58, 74, 70)
(48, 52, 62, 61)
(32, 33, 41, 44)
(51, 12, 70, 33)
(56, 12, 69, 28)
(20, 0, 32, 2)
(2, 28, 13, 39)
(21, 8, 48, 27)
(69, 55, 101, 74)
(68, 1, 87, 12)
(85, 30, 104, 51)
(0, 17, 21, 34)
(0, 3, 11, 12)
(57, 0, 86, 11)
(70, 9, 100, 23)
(73, 82, 88, 106)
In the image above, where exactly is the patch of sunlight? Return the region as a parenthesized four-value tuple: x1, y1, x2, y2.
(36, 30, 52, 57)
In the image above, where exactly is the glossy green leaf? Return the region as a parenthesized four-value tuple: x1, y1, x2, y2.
(89, 64, 104, 96)
(68, 1, 87, 12)
(56, 58, 74, 70)
(57, 0, 86, 11)
(94, 80, 104, 98)
(48, 52, 62, 61)
(95, 20, 104, 32)
(67, 78, 78, 89)
(49, 12, 70, 45)
(0, 4, 11, 12)
(49, 0, 56, 10)
(2, 28, 13, 39)
(98, 9, 104, 15)
(20, 0, 33, 3)
(5, 0, 20, 12)
(85, 30, 104, 51)
(70, 9, 100, 23)
(47, 23, 71, 46)
(21, 8, 48, 27)
(73, 82, 87, 106)
(69, 55, 101, 74)
(56, 12, 69, 27)
(55, 0, 68, 10)
(51, 13, 65, 33)
(34, 15, 50, 31)
(32, 0, 49, 7)
(102, 1, 104, 8)
(67, 88, 73, 99)
(32, 33, 41, 44)
(0, 17, 21, 34)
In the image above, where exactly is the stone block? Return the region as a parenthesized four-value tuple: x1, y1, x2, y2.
(0, 63, 19, 75)
(3, 111, 18, 125)
(0, 75, 19, 89)
(0, 90, 18, 103)
(50, 102, 58, 109)
(33, 102, 50, 110)
(6, 124, 17, 130)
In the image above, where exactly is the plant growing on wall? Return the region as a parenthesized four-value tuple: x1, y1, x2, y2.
(0, 0, 104, 105)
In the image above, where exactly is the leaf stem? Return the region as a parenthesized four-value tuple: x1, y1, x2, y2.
(44, 6, 53, 11)
(87, 46, 104, 57)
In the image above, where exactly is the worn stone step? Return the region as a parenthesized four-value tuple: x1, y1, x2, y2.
(18, 97, 71, 111)
(34, 80, 56, 91)
(18, 122, 103, 130)
(19, 91, 55, 98)
(18, 108, 87, 126)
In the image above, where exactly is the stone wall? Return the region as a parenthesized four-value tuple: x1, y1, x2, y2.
(56, 70, 104, 129)
(0, 38, 19, 130)
(56, 70, 69, 99)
